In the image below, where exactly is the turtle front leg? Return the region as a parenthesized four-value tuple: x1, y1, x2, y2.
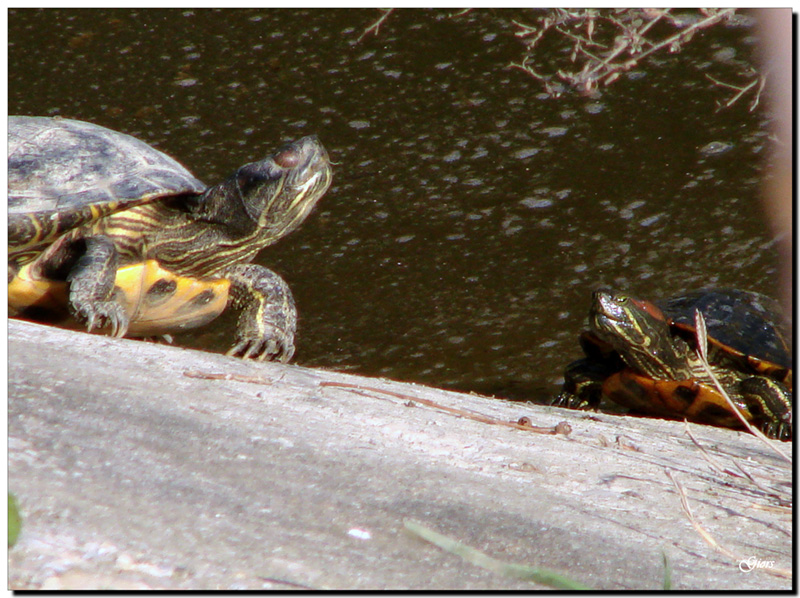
(225, 263, 297, 362)
(554, 358, 605, 409)
(67, 236, 130, 337)
(739, 376, 793, 440)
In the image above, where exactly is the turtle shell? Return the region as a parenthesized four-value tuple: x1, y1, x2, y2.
(8, 116, 206, 254)
(656, 289, 792, 382)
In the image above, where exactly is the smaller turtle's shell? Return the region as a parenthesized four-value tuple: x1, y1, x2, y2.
(657, 289, 791, 371)
(9, 116, 207, 253)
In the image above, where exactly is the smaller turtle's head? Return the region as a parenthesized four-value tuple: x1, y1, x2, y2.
(590, 289, 690, 379)
(202, 135, 333, 245)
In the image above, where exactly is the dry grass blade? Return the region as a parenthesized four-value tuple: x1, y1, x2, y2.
(749, 503, 793, 515)
(693, 308, 709, 362)
(666, 469, 792, 580)
(729, 458, 791, 504)
(667, 468, 733, 557)
(684, 421, 791, 505)
(683, 420, 730, 476)
(691, 310, 791, 464)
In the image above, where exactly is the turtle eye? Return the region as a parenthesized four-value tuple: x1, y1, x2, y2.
(614, 294, 631, 308)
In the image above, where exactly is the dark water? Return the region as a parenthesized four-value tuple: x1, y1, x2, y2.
(8, 8, 782, 403)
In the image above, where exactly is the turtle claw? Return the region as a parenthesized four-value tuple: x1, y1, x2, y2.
(227, 329, 295, 363)
(79, 301, 130, 338)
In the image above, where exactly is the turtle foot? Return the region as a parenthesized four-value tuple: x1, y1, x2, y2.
(227, 326, 295, 363)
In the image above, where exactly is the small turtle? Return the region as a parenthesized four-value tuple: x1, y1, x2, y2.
(8, 116, 333, 361)
(555, 289, 792, 440)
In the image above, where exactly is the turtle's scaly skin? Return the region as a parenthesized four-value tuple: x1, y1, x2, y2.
(555, 289, 792, 440)
(8, 116, 333, 361)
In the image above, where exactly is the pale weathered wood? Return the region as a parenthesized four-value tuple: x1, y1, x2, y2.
(8, 320, 792, 590)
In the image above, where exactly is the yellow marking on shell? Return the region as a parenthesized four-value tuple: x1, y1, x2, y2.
(8, 263, 69, 316)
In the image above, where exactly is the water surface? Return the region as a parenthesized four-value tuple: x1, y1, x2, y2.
(8, 8, 781, 402)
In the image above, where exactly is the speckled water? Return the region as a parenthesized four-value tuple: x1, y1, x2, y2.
(8, 8, 781, 402)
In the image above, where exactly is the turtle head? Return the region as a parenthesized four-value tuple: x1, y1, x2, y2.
(198, 135, 332, 245)
(589, 289, 691, 379)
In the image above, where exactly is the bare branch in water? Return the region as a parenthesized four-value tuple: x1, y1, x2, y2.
(506, 8, 760, 107)
(357, 8, 395, 43)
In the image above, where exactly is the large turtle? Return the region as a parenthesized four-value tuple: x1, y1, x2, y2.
(8, 116, 333, 361)
(555, 289, 792, 440)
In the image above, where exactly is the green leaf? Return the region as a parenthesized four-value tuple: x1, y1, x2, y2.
(404, 519, 591, 590)
(8, 493, 21, 547)
(662, 550, 672, 590)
